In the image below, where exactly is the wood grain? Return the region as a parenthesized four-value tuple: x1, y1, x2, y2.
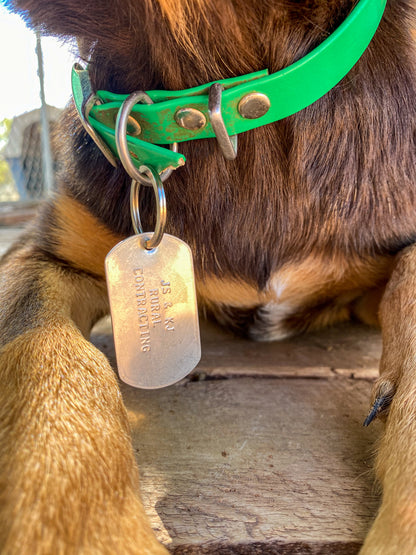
(91, 318, 383, 554)
(93, 317, 381, 382)
(119, 378, 381, 554)
(0, 227, 25, 256)
(0, 202, 39, 226)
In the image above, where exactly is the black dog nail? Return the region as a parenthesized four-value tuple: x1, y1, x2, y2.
(363, 392, 394, 427)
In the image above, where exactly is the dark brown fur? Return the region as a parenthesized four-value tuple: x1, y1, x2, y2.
(2, 0, 416, 552)
(12, 1, 416, 287)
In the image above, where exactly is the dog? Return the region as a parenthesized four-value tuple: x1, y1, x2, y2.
(2, 0, 416, 552)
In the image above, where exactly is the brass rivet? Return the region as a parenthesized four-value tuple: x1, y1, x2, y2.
(238, 92, 271, 119)
(114, 112, 141, 137)
(126, 116, 141, 137)
(175, 108, 207, 131)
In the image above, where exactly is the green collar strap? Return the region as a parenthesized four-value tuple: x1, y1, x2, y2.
(72, 0, 387, 174)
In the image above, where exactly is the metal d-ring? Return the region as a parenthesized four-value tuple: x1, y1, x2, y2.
(208, 82, 238, 160)
(82, 95, 118, 167)
(130, 165, 166, 250)
(115, 90, 178, 186)
(72, 62, 118, 167)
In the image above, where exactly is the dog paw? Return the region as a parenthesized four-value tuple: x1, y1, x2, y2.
(363, 377, 396, 426)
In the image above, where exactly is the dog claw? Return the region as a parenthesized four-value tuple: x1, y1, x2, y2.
(363, 382, 396, 426)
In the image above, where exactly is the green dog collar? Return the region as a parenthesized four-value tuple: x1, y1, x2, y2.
(72, 0, 387, 174)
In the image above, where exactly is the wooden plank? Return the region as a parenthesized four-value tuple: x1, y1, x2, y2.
(0, 201, 39, 226)
(117, 378, 381, 553)
(0, 227, 25, 256)
(92, 317, 382, 382)
(196, 320, 381, 380)
(89, 318, 383, 552)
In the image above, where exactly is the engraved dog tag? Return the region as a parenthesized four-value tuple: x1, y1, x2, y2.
(105, 233, 201, 389)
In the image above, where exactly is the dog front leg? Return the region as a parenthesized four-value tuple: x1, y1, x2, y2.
(0, 235, 167, 553)
(361, 245, 416, 554)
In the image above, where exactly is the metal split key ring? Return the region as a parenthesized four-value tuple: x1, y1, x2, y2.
(130, 166, 166, 250)
(115, 91, 178, 250)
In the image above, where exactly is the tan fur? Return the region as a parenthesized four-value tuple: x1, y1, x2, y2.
(199, 253, 392, 336)
(0, 328, 166, 554)
(269, 252, 389, 304)
(0, 207, 167, 553)
(197, 276, 269, 308)
(53, 195, 122, 278)
(360, 245, 416, 554)
(200, 253, 393, 307)
(259, 253, 393, 338)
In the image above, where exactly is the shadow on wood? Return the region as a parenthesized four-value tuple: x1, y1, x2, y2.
(92, 318, 382, 554)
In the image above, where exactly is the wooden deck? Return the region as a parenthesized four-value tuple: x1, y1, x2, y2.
(0, 222, 382, 554)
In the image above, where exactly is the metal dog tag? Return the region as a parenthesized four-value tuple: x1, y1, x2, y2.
(105, 233, 201, 389)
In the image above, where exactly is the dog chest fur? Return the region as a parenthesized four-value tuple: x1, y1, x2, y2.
(9, 0, 416, 337)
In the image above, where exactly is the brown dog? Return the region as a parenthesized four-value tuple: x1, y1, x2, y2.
(2, 0, 416, 553)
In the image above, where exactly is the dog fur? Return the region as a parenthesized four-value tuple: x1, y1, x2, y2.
(2, 0, 416, 552)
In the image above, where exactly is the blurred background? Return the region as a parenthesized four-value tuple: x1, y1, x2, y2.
(0, 5, 77, 206)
